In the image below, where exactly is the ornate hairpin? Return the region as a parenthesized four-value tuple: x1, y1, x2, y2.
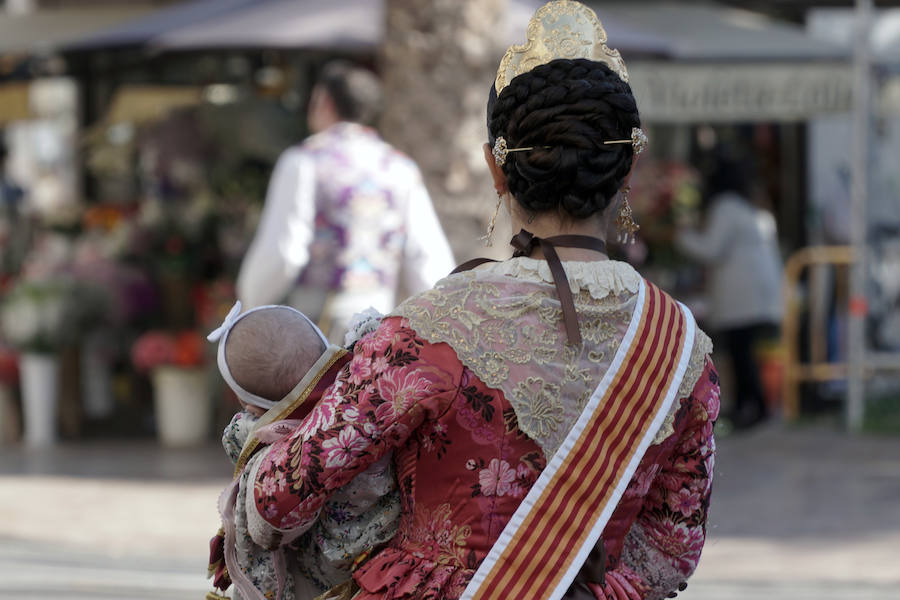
(492, 137, 551, 167)
(494, 127, 648, 167)
(602, 128, 649, 156)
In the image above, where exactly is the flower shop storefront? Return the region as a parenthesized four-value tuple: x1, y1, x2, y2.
(0, 48, 331, 446)
(621, 58, 858, 418)
(624, 59, 855, 292)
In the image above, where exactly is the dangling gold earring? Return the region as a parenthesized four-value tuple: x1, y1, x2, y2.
(481, 191, 503, 246)
(615, 186, 640, 244)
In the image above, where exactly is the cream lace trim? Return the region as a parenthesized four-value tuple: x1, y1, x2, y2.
(478, 257, 642, 299)
(394, 260, 711, 457)
(652, 330, 714, 445)
(487, 257, 710, 448)
(394, 265, 636, 458)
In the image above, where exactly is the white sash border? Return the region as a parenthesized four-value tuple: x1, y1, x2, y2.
(461, 280, 697, 600)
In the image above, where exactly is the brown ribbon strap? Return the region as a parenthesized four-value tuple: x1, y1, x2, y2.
(450, 257, 500, 275)
(451, 229, 607, 346)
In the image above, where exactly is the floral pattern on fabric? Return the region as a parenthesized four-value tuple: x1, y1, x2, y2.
(250, 319, 465, 545)
(296, 123, 412, 294)
(242, 313, 719, 600)
(220, 409, 401, 598)
(392, 261, 640, 458)
(293, 455, 402, 592)
(233, 456, 296, 600)
(594, 359, 720, 600)
(246, 318, 550, 599)
(222, 409, 259, 465)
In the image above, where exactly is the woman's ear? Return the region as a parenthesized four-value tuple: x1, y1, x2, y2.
(483, 143, 509, 195)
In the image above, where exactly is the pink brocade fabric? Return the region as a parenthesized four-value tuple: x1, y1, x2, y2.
(248, 317, 719, 600)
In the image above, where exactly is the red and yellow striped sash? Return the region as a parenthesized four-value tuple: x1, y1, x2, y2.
(462, 279, 695, 600)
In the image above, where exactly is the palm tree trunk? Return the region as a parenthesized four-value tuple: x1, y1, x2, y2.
(380, 0, 510, 263)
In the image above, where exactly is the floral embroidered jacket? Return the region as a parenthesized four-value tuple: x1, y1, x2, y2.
(241, 259, 720, 600)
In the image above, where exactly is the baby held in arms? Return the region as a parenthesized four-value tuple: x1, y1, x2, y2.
(207, 303, 399, 600)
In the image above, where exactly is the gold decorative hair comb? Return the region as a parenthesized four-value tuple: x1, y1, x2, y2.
(492, 127, 647, 167)
(494, 0, 629, 95)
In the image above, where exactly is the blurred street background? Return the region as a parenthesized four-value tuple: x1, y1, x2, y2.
(1, 0, 900, 598)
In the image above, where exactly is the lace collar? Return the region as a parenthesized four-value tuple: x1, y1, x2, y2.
(474, 257, 642, 300)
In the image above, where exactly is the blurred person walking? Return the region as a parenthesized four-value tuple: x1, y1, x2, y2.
(236, 61, 454, 342)
(677, 156, 783, 429)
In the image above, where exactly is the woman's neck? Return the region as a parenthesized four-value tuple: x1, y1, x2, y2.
(508, 208, 609, 262)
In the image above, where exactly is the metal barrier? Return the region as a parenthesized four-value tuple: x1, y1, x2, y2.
(781, 245, 855, 420)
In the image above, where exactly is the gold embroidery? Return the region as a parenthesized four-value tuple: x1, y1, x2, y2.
(652, 331, 714, 445)
(678, 330, 714, 401)
(393, 262, 636, 457)
(512, 377, 564, 439)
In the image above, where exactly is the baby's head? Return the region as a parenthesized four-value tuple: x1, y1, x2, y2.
(222, 307, 327, 404)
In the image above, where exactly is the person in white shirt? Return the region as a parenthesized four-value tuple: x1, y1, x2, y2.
(237, 61, 454, 342)
(676, 157, 783, 429)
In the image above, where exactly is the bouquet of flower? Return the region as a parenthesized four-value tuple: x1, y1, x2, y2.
(0, 279, 109, 354)
(131, 330, 206, 372)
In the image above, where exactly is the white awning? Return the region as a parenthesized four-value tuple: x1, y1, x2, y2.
(0, 6, 152, 54)
(68, 0, 670, 56)
(599, 2, 849, 62)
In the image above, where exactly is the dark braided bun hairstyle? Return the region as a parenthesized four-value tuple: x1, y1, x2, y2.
(488, 58, 641, 220)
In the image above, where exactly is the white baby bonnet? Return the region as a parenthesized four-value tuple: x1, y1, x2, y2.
(207, 301, 329, 411)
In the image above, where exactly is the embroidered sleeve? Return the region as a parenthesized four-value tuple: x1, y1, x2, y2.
(222, 410, 259, 465)
(593, 358, 720, 600)
(246, 317, 463, 549)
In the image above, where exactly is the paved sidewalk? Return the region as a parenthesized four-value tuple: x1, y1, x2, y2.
(0, 423, 898, 599)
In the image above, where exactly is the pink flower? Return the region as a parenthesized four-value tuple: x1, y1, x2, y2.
(509, 463, 533, 497)
(479, 459, 516, 497)
(651, 520, 705, 571)
(356, 383, 378, 407)
(296, 396, 338, 439)
(358, 324, 394, 355)
(629, 463, 661, 497)
(280, 500, 320, 530)
(656, 471, 685, 492)
(260, 475, 278, 497)
(348, 354, 373, 385)
(374, 369, 432, 423)
(273, 470, 287, 492)
(372, 355, 390, 374)
(321, 426, 369, 468)
(263, 502, 279, 520)
(671, 487, 702, 517)
(268, 444, 288, 465)
(342, 405, 363, 423)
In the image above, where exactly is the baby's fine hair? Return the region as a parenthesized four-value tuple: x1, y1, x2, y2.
(225, 308, 327, 402)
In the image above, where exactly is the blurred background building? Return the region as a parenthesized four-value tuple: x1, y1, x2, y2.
(0, 0, 899, 444)
(2, 2, 900, 600)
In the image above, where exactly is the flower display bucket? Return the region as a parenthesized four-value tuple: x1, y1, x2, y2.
(20, 353, 59, 447)
(152, 366, 210, 447)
